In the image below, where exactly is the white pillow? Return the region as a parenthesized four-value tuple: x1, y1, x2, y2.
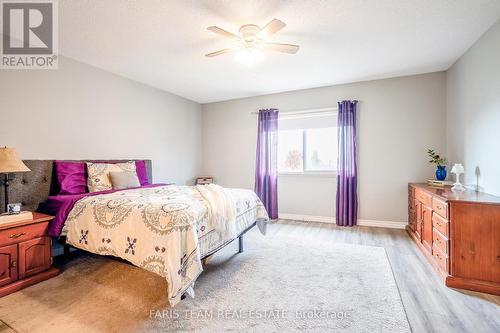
(109, 171, 140, 190)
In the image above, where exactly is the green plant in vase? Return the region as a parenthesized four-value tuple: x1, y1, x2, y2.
(427, 149, 447, 181)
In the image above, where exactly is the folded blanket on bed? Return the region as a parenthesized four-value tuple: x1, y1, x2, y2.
(196, 184, 237, 239)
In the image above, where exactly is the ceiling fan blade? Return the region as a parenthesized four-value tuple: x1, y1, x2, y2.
(257, 19, 286, 38)
(264, 43, 300, 54)
(207, 26, 240, 39)
(205, 48, 234, 57)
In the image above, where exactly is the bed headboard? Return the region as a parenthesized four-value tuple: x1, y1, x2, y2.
(0, 160, 152, 213)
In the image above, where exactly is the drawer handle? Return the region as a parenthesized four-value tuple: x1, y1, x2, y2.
(9, 232, 26, 239)
(10, 261, 17, 268)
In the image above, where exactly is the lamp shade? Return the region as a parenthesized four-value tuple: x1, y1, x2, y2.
(0, 147, 30, 173)
(451, 163, 464, 174)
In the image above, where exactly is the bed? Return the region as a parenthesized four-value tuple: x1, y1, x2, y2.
(2, 160, 268, 306)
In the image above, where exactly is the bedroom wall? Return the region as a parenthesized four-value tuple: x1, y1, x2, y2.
(0, 56, 202, 185)
(202, 72, 447, 225)
(447, 20, 500, 196)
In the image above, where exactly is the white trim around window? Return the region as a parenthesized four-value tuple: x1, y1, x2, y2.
(278, 171, 337, 177)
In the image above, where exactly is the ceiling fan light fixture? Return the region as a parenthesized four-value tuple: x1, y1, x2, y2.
(235, 47, 264, 67)
(205, 18, 298, 65)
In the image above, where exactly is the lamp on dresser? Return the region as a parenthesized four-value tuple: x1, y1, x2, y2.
(0, 147, 30, 213)
(450, 163, 465, 192)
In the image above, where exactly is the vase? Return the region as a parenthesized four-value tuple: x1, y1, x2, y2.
(436, 166, 447, 181)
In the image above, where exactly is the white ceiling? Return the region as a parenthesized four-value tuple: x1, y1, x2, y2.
(59, 0, 500, 103)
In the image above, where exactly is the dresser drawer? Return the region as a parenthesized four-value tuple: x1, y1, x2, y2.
(408, 185, 415, 199)
(415, 188, 432, 207)
(432, 212, 449, 237)
(415, 219, 422, 240)
(408, 213, 416, 232)
(432, 246, 449, 274)
(0, 222, 49, 247)
(433, 228, 448, 254)
(432, 197, 448, 219)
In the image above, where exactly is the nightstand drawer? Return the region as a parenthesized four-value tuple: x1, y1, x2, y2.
(0, 222, 49, 246)
(19, 236, 51, 279)
(0, 244, 17, 287)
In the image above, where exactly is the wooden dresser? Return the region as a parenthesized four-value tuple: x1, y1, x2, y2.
(0, 213, 59, 297)
(408, 183, 500, 295)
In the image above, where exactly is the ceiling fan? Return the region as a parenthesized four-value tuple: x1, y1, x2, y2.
(205, 18, 300, 66)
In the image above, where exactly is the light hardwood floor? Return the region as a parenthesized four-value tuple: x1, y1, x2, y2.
(0, 220, 498, 333)
(270, 219, 500, 333)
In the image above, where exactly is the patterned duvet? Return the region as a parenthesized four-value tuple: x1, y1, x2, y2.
(62, 184, 268, 306)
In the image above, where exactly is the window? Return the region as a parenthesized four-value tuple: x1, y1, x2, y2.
(278, 112, 337, 174)
(278, 129, 303, 172)
(305, 127, 337, 171)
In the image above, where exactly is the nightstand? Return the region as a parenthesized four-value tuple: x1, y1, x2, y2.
(0, 212, 59, 297)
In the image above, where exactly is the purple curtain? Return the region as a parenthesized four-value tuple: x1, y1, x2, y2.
(336, 101, 358, 226)
(255, 109, 279, 219)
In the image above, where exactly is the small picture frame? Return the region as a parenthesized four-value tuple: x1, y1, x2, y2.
(7, 203, 22, 215)
(196, 177, 214, 185)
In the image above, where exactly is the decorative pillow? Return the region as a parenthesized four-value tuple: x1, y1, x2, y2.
(54, 161, 88, 195)
(86, 161, 136, 192)
(109, 171, 140, 190)
(135, 160, 149, 185)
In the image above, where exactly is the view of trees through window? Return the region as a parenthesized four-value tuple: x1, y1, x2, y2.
(278, 127, 337, 173)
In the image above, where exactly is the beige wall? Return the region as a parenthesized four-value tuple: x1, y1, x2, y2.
(202, 72, 447, 224)
(447, 20, 500, 196)
(0, 56, 202, 185)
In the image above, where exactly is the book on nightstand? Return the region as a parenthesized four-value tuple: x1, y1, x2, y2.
(427, 179, 453, 187)
(0, 211, 34, 224)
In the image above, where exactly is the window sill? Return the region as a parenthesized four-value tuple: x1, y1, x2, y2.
(278, 171, 337, 178)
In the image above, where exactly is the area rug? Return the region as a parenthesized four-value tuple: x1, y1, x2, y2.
(0, 230, 410, 333)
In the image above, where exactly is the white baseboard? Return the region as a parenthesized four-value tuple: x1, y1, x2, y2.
(279, 213, 335, 224)
(357, 219, 407, 229)
(278, 213, 407, 229)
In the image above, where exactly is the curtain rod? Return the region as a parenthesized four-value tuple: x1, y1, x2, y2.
(251, 106, 337, 115)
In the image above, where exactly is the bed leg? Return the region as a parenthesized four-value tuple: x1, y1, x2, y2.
(63, 244, 71, 258)
(238, 235, 243, 253)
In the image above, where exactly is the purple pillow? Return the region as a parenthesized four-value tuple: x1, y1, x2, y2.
(54, 161, 88, 195)
(135, 160, 149, 185)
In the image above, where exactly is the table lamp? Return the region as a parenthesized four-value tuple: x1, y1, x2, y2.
(451, 163, 465, 192)
(0, 147, 30, 213)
